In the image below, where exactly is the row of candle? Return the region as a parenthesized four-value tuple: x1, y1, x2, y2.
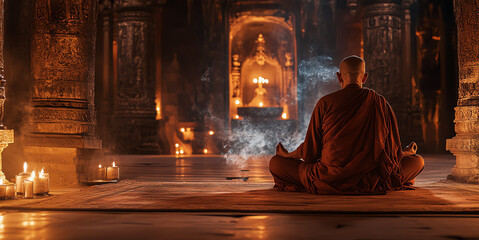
(97, 162, 119, 180)
(0, 162, 50, 200)
(16, 162, 50, 199)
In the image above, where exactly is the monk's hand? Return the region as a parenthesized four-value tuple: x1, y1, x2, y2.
(276, 142, 289, 157)
(403, 141, 418, 157)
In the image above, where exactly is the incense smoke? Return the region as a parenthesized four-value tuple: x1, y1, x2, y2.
(223, 56, 339, 168)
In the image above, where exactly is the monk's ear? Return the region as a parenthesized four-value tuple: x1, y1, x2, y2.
(336, 72, 343, 84)
(362, 72, 368, 84)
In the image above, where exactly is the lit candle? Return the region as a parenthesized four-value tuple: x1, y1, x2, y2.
(16, 162, 30, 195)
(97, 164, 106, 180)
(107, 162, 119, 180)
(24, 180, 33, 199)
(203, 148, 208, 154)
(33, 169, 47, 195)
(42, 173, 49, 195)
(0, 179, 6, 200)
(5, 183, 15, 199)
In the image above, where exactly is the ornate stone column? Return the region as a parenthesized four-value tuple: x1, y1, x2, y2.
(446, 0, 479, 183)
(0, 0, 13, 182)
(362, 0, 421, 144)
(26, 0, 100, 185)
(113, 0, 158, 153)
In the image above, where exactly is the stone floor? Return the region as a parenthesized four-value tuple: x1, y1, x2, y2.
(1, 154, 479, 239)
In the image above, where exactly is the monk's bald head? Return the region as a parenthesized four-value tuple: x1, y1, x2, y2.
(337, 55, 368, 88)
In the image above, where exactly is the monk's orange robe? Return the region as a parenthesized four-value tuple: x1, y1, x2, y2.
(291, 83, 405, 194)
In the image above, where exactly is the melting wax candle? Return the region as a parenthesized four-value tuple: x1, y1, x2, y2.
(97, 164, 106, 180)
(107, 162, 119, 180)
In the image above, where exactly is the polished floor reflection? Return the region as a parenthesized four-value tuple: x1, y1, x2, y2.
(1, 211, 479, 240)
(1, 154, 476, 239)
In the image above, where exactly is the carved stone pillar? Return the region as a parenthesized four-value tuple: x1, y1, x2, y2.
(362, 0, 421, 144)
(26, 0, 100, 185)
(113, 0, 158, 153)
(0, 0, 13, 183)
(446, 0, 479, 183)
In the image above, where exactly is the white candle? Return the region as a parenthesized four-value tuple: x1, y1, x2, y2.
(97, 164, 106, 180)
(107, 162, 119, 180)
(16, 162, 30, 195)
(5, 183, 15, 199)
(41, 173, 49, 195)
(0, 179, 6, 200)
(33, 176, 43, 195)
(24, 180, 33, 199)
(16, 173, 29, 194)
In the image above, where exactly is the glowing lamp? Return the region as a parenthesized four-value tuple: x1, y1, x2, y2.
(180, 128, 185, 133)
(235, 99, 240, 105)
(179, 149, 184, 154)
(234, 114, 240, 119)
(175, 143, 179, 148)
(282, 113, 287, 119)
(176, 150, 180, 155)
(203, 149, 208, 154)
(209, 130, 215, 136)
(259, 102, 264, 107)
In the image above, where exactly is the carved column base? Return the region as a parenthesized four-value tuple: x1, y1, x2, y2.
(446, 106, 479, 183)
(446, 135, 479, 183)
(23, 146, 99, 186)
(0, 130, 14, 183)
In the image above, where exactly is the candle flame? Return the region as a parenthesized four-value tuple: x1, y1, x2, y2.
(180, 128, 185, 132)
(234, 114, 240, 119)
(40, 168, 45, 178)
(23, 162, 27, 173)
(282, 112, 287, 119)
(235, 99, 240, 105)
(209, 130, 215, 136)
(175, 143, 179, 148)
(259, 102, 264, 107)
(203, 149, 208, 154)
(29, 170, 36, 181)
(113, 162, 116, 167)
(0, 178, 3, 185)
(99, 164, 102, 168)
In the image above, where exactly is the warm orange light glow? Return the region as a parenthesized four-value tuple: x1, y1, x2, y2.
(40, 168, 45, 178)
(98, 164, 102, 168)
(175, 143, 179, 148)
(113, 162, 116, 167)
(259, 102, 264, 107)
(235, 99, 240, 105)
(209, 130, 215, 136)
(176, 150, 180, 155)
(282, 112, 287, 119)
(23, 162, 27, 173)
(180, 128, 185, 133)
(179, 149, 184, 154)
(203, 149, 208, 154)
(234, 114, 240, 119)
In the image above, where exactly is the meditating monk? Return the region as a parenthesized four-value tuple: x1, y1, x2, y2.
(269, 55, 424, 194)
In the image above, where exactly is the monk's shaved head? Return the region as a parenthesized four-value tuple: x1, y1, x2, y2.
(336, 55, 368, 88)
